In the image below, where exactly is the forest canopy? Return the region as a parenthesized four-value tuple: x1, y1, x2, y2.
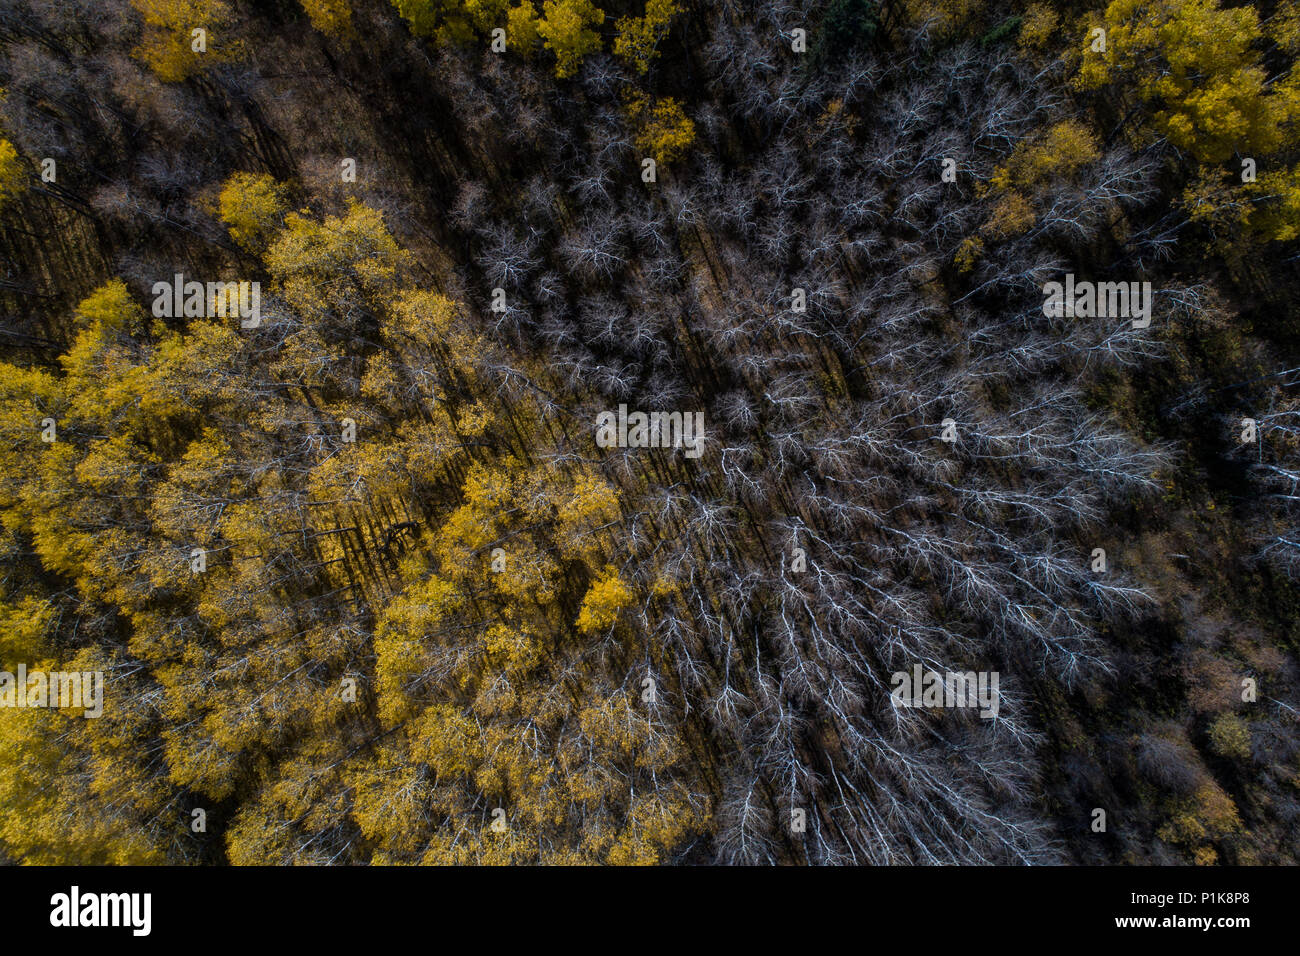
(0, 0, 1297, 866)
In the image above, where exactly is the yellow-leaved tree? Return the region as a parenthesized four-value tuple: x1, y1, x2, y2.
(0, 138, 24, 209)
(132, 0, 239, 82)
(537, 0, 604, 78)
(624, 91, 696, 164)
(300, 0, 355, 39)
(1076, 0, 1300, 163)
(979, 119, 1100, 241)
(614, 0, 679, 75)
(218, 172, 289, 252)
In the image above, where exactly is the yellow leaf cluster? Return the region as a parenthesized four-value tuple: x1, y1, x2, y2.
(613, 0, 679, 75)
(576, 565, 633, 633)
(218, 172, 288, 251)
(624, 91, 696, 165)
(537, 0, 604, 78)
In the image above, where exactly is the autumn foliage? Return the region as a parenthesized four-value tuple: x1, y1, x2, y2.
(0, 0, 1297, 868)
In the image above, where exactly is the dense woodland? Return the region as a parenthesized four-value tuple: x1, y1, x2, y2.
(0, 0, 1297, 865)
